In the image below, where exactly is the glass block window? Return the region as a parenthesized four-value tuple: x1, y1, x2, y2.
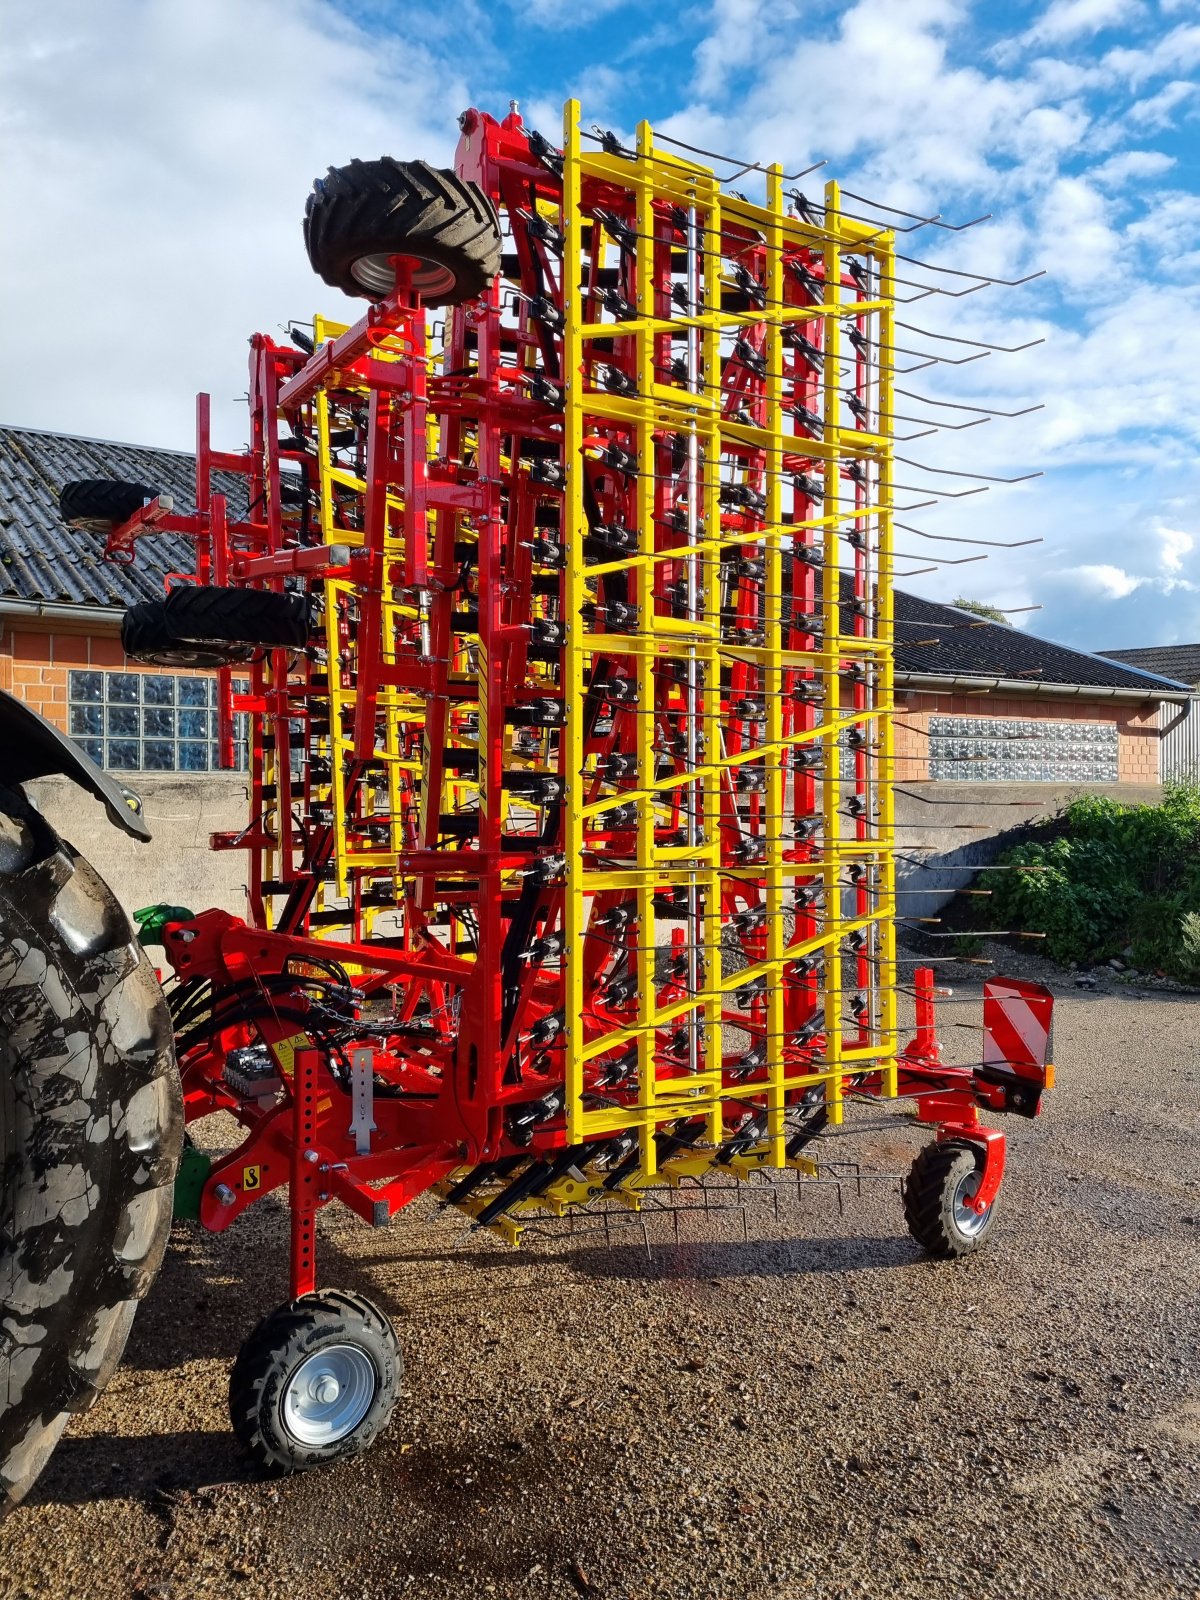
(929, 715, 1118, 783)
(68, 671, 248, 773)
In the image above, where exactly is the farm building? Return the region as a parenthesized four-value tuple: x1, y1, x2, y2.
(0, 422, 1188, 915)
(1101, 643, 1200, 782)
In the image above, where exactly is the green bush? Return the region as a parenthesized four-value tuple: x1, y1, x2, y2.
(976, 784, 1200, 978)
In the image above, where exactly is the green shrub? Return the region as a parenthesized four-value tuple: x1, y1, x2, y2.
(974, 783, 1200, 978)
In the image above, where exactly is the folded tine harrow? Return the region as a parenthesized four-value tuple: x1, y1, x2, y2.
(63, 100, 1054, 1473)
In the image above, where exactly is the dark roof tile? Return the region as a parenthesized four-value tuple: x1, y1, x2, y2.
(1100, 644, 1200, 688)
(0, 424, 247, 609)
(891, 590, 1185, 691)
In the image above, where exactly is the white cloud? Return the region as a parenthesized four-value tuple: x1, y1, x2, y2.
(0, 0, 472, 450)
(1075, 564, 1146, 596)
(520, 0, 628, 24)
(1157, 523, 1196, 572)
(693, 0, 768, 98)
(1091, 148, 1176, 184)
(1126, 188, 1200, 253)
(1034, 176, 1124, 287)
(1101, 21, 1200, 84)
(1128, 77, 1199, 124)
(1026, 0, 1144, 46)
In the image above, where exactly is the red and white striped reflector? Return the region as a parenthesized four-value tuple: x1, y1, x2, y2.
(983, 977, 1054, 1083)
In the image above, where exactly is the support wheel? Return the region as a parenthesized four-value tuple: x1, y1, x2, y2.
(59, 479, 161, 533)
(122, 585, 310, 668)
(229, 1291, 400, 1473)
(304, 157, 501, 305)
(903, 1140, 996, 1258)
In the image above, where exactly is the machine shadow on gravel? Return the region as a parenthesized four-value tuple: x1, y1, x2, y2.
(421, 1230, 919, 1282)
(22, 1427, 247, 1508)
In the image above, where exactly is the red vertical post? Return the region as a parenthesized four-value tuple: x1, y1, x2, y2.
(210, 491, 236, 771)
(913, 965, 938, 1060)
(195, 391, 213, 586)
(289, 1047, 320, 1299)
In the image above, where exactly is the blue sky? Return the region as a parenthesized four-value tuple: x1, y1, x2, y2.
(1, 0, 1198, 653)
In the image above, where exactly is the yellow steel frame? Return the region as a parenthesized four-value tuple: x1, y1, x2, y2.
(561, 100, 899, 1166)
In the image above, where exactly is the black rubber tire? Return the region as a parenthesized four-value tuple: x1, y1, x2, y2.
(122, 585, 310, 668)
(58, 480, 161, 534)
(903, 1140, 997, 1259)
(229, 1290, 400, 1474)
(0, 787, 181, 1513)
(304, 157, 501, 306)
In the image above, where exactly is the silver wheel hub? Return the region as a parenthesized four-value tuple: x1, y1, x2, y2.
(351, 251, 457, 298)
(282, 1344, 376, 1446)
(951, 1167, 990, 1237)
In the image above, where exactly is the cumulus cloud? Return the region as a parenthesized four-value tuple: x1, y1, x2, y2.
(1025, 0, 1144, 46)
(1101, 21, 1200, 85)
(693, 0, 768, 98)
(1157, 523, 1196, 573)
(1075, 564, 1146, 597)
(1091, 148, 1176, 184)
(1127, 77, 1199, 124)
(0, 0, 472, 449)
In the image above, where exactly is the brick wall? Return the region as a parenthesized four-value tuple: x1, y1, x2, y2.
(0, 620, 214, 736)
(0, 619, 1166, 785)
(893, 689, 1161, 785)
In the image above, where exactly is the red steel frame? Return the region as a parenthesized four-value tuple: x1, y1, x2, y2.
(96, 104, 1052, 1297)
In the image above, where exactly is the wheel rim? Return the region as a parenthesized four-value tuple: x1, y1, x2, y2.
(141, 645, 250, 669)
(281, 1344, 377, 1446)
(350, 251, 458, 299)
(951, 1165, 990, 1237)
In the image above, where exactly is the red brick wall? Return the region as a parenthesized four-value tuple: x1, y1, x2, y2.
(0, 621, 215, 734)
(0, 620, 1165, 785)
(893, 689, 1161, 784)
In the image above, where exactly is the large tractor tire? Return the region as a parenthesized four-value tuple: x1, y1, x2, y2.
(304, 157, 501, 305)
(122, 584, 310, 669)
(59, 480, 161, 534)
(0, 786, 181, 1513)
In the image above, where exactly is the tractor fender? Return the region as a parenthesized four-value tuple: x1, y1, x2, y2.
(0, 688, 151, 841)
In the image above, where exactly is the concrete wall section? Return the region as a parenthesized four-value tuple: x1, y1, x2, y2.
(894, 781, 1163, 920)
(23, 772, 252, 920)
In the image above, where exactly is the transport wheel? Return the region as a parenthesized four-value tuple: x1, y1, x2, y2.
(0, 787, 181, 1513)
(903, 1140, 997, 1259)
(229, 1290, 400, 1473)
(58, 479, 162, 533)
(304, 157, 501, 306)
(122, 584, 310, 668)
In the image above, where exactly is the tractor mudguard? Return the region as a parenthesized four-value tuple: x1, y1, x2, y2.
(0, 687, 150, 841)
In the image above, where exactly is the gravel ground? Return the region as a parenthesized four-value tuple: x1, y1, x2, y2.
(3, 955, 1198, 1600)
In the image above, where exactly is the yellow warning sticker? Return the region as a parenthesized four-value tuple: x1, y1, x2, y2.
(271, 1032, 308, 1075)
(242, 1165, 261, 1192)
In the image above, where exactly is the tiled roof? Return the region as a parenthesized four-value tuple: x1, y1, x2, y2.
(1100, 643, 1200, 689)
(0, 424, 1184, 697)
(0, 424, 247, 608)
(890, 589, 1186, 692)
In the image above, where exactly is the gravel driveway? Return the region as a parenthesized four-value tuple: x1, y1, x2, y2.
(3, 964, 1198, 1600)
